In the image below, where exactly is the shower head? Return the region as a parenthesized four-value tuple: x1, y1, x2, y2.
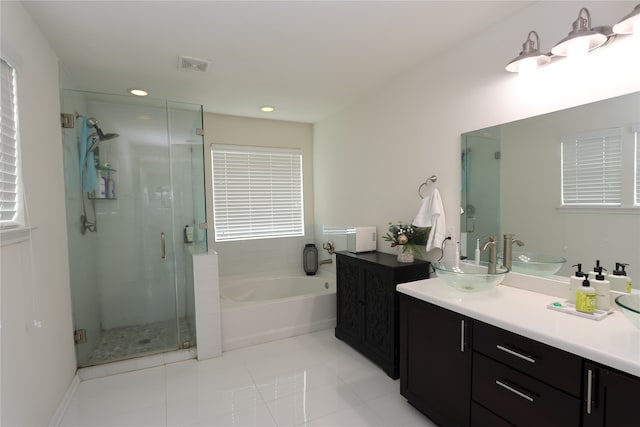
(86, 116, 119, 141)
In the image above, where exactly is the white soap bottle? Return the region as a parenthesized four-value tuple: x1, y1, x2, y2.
(568, 263, 585, 304)
(608, 262, 632, 293)
(474, 239, 480, 265)
(591, 267, 611, 311)
(576, 273, 597, 314)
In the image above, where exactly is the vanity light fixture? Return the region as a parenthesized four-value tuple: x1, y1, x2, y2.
(129, 88, 148, 97)
(505, 31, 550, 73)
(260, 106, 275, 113)
(551, 8, 610, 57)
(613, 3, 640, 35)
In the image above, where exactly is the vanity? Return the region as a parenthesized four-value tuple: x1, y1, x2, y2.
(397, 277, 640, 427)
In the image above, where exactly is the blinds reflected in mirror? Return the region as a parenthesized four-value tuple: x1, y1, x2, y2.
(561, 128, 622, 206)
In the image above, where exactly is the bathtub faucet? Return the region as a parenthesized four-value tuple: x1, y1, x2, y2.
(319, 258, 333, 265)
(322, 240, 335, 255)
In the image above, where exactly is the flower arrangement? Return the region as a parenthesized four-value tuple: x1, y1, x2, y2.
(383, 222, 430, 258)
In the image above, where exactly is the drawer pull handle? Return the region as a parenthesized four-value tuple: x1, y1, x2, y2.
(586, 369, 594, 415)
(496, 344, 536, 364)
(460, 320, 465, 353)
(495, 380, 535, 403)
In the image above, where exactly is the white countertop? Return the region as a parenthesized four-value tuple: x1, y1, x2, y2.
(397, 278, 640, 377)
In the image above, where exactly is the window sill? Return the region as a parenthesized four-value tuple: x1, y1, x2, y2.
(557, 206, 640, 215)
(0, 226, 36, 247)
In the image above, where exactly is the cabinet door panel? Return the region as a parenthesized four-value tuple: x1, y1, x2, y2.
(400, 294, 471, 427)
(362, 265, 394, 361)
(584, 362, 640, 427)
(336, 257, 361, 342)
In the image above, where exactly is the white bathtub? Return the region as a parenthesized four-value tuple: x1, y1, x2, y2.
(219, 270, 336, 350)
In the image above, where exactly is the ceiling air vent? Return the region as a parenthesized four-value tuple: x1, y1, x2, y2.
(178, 56, 211, 72)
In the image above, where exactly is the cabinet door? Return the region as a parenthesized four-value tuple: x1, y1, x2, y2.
(400, 294, 471, 427)
(336, 256, 362, 342)
(584, 362, 640, 427)
(361, 264, 395, 363)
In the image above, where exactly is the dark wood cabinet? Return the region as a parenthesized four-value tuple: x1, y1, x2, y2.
(398, 292, 640, 427)
(399, 293, 472, 427)
(583, 362, 640, 427)
(335, 251, 430, 379)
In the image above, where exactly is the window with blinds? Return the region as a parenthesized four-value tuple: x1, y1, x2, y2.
(561, 128, 622, 206)
(211, 144, 304, 241)
(0, 58, 20, 228)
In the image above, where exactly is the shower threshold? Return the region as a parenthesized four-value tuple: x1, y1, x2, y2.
(81, 317, 193, 367)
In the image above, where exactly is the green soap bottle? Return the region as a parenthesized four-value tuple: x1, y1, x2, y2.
(576, 273, 597, 314)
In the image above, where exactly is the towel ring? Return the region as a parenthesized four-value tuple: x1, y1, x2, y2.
(418, 175, 438, 199)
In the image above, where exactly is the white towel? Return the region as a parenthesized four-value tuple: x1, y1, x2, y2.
(412, 188, 446, 252)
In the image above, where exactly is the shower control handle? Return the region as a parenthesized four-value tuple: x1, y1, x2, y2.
(161, 232, 166, 260)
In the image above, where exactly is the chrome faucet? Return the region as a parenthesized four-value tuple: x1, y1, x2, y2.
(481, 236, 498, 274)
(322, 240, 335, 255)
(503, 234, 525, 270)
(319, 240, 335, 265)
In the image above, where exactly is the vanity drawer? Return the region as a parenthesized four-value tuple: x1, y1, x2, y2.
(472, 353, 581, 427)
(470, 402, 514, 427)
(473, 321, 582, 396)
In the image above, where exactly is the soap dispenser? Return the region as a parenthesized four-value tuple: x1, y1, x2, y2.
(588, 260, 602, 281)
(568, 264, 585, 304)
(474, 239, 480, 265)
(576, 273, 597, 314)
(608, 263, 632, 293)
(592, 267, 611, 310)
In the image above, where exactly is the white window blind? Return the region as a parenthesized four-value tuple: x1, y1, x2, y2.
(561, 128, 622, 206)
(0, 58, 20, 226)
(212, 144, 304, 241)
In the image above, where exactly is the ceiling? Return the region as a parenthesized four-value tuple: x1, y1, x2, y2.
(23, 1, 531, 123)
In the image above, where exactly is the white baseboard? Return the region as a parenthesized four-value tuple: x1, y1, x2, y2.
(49, 374, 80, 427)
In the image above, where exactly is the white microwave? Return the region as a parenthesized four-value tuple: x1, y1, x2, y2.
(347, 226, 377, 253)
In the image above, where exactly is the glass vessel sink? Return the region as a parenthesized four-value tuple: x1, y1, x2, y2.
(434, 261, 508, 292)
(498, 252, 566, 276)
(615, 294, 640, 330)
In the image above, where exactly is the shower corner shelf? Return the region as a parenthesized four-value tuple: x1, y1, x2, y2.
(88, 166, 118, 200)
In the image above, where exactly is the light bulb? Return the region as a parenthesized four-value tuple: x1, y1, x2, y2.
(518, 57, 539, 76)
(567, 37, 590, 59)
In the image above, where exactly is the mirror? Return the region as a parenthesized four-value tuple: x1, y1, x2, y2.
(461, 92, 640, 285)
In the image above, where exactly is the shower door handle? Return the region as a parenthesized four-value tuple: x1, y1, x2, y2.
(161, 232, 166, 260)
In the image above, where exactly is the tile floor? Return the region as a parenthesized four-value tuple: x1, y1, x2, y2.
(60, 329, 436, 427)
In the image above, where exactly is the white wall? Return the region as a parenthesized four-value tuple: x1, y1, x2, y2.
(0, 2, 76, 426)
(314, 1, 640, 261)
(203, 113, 314, 278)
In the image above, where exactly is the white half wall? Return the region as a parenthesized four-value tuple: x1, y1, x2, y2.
(0, 2, 76, 426)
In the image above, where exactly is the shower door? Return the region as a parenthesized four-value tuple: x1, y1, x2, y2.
(62, 91, 202, 367)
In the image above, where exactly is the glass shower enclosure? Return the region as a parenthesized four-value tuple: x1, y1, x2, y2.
(61, 90, 207, 367)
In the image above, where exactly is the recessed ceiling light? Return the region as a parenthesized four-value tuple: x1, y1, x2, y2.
(260, 106, 275, 113)
(129, 88, 148, 97)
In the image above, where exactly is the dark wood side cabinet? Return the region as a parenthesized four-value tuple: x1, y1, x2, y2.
(583, 362, 640, 427)
(399, 293, 472, 427)
(335, 251, 430, 379)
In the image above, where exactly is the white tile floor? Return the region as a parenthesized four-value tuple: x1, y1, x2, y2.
(60, 329, 437, 427)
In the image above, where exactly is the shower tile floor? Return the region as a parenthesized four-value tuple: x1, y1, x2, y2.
(60, 328, 436, 427)
(85, 318, 193, 366)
